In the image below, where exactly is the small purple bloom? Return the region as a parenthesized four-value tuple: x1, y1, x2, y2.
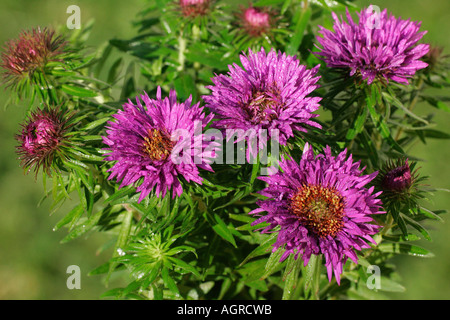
(103, 87, 216, 201)
(315, 7, 429, 84)
(250, 143, 384, 284)
(203, 48, 321, 160)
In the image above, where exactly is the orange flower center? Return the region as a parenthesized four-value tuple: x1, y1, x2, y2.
(142, 129, 174, 161)
(289, 184, 345, 238)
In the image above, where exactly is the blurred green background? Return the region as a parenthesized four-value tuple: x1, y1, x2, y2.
(0, 0, 448, 299)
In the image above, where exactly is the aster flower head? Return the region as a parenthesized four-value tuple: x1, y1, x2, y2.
(203, 48, 321, 160)
(16, 105, 74, 176)
(1, 27, 66, 88)
(315, 6, 430, 85)
(103, 87, 216, 202)
(250, 143, 384, 284)
(179, 0, 211, 18)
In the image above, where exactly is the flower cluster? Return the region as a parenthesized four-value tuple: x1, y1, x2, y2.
(3, 2, 442, 298)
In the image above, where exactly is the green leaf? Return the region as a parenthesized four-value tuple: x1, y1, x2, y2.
(106, 210, 134, 284)
(282, 255, 301, 300)
(379, 277, 406, 292)
(161, 267, 180, 296)
(402, 214, 432, 241)
(418, 207, 445, 222)
(366, 88, 404, 153)
(382, 233, 421, 242)
(141, 260, 162, 288)
(185, 44, 233, 71)
(211, 213, 237, 248)
(377, 242, 434, 258)
(60, 209, 104, 243)
(104, 185, 136, 205)
(229, 213, 255, 224)
(168, 257, 200, 278)
(286, 7, 312, 56)
(253, 0, 285, 5)
(382, 92, 429, 124)
(260, 247, 285, 280)
(346, 104, 368, 140)
(303, 254, 321, 299)
(281, 0, 292, 14)
(417, 129, 450, 140)
(173, 73, 197, 102)
(239, 233, 277, 267)
(61, 84, 98, 97)
(421, 95, 450, 113)
(53, 203, 84, 231)
(82, 117, 110, 132)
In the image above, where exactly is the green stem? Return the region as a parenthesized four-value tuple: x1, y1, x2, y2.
(177, 32, 186, 72)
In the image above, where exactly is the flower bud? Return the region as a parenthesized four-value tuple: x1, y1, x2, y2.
(381, 159, 412, 192)
(179, 0, 211, 18)
(374, 158, 424, 215)
(1, 27, 66, 88)
(239, 5, 273, 37)
(16, 106, 73, 176)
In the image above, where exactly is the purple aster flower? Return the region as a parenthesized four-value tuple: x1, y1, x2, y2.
(16, 105, 74, 176)
(315, 6, 430, 84)
(250, 143, 384, 284)
(203, 48, 321, 160)
(103, 87, 216, 201)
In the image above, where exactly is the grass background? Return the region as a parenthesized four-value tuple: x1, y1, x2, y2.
(0, 0, 448, 299)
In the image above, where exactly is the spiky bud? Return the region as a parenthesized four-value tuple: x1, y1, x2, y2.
(1, 27, 66, 88)
(16, 106, 74, 176)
